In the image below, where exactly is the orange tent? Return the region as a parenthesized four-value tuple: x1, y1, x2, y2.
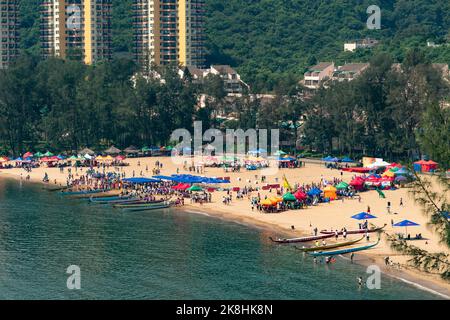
(323, 185, 337, 200)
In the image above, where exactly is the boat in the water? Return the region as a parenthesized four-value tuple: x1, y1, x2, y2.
(308, 238, 380, 257)
(121, 203, 171, 212)
(320, 224, 386, 235)
(89, 195, 132, 203)
(113, 199, 166, 209)
(60, 189, 108, 196)
(295, 236, 364, 252)
(269, 233, 335, 244)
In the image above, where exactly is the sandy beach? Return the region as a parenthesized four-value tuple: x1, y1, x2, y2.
(1, 156, 449, 298)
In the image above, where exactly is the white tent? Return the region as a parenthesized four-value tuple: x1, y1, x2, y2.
(366, 160, 391, 168)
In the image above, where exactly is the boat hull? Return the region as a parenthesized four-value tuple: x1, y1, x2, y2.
(295, 236, 364, 252)
(122, 204, 170, 212)
(269, 233, 334, 244)
(308, 239, 380, 257)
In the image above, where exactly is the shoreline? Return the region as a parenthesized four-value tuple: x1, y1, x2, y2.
(1, 162, 450, 299)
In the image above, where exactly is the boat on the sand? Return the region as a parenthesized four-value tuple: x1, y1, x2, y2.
(308, 238, 380, 257)
(320, 225, 386, 235)
(269, 233, 335, 244)
(295, 236, 364, 252)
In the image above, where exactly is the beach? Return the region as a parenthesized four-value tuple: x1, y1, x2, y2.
(1, 156, 450, 298)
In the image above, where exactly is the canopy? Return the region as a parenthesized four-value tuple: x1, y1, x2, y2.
(84, 154, 93, 160)
(34, 152, 44, 158)
(351, 212, 377, 220)
(261, 199, 273, 206)
(341, 157, 354, 163)
(172, 183, 190, 191)
(274, 150, 287, 156)
(282, 192, 297, 202)
(122, 178, 160, 184)
(23, 152, 33, 158)
(104, 146, 122, 155)
(124, 146, 140, 154)
(79, 148, 95, 156)
(0, 156, 9, 162)
(382, 170, 395, 178)
(141, 146, 151, 152)
(294, 190, 307, 200)
(116, 155, 126, 161)
(394, 175, 408, 182)
(268, 196, 283, 205)
(187, 185, 203, 192)
(323, 185, 337, 200)
(367, 160, 391, 168)
(395, 168, 410, 175)
(69, 156, 78, 160)
(307, 188, 322, 196)
(248, 149, 267, 154)
(43, 151, 54, 157)
(335, 182, 349, 190)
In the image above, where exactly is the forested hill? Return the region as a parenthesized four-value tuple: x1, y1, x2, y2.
(19, 0, 450, 90)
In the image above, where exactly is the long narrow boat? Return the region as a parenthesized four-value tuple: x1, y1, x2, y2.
(308, 238, 380, 257)
(113, 199, 166, 209)
(295, 236, 364, 252)
(269, 233, 335, 244)
(60, 189, 107, 196)
(89, 196, 132, 203)
(44, 186, 68, 192)
(320, 224, 386, 235)
(121, 203, 171, 212)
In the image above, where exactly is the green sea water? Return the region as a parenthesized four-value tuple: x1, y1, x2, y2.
(0, 178, 443, 299)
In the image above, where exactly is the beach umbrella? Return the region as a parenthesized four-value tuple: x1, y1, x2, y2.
(394, 175, 408, 183)
(44, 151, 54, 157)
(282, 192, 297, 202)
(0, 156, 9, 162)
(351, 212, 377, 220)
(335, 182, 349, 190)
(116, 155, 126, 161)
(294, 190, 307, 201)
(69, 155, 78, 160)
(393, 220, 420, 236)
(307, 188, 322, 197)
(187, 185, 203, 192)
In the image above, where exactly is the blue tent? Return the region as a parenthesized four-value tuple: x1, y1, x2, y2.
(122, 178, 161, 184)
(341, 157, 354, 163)
(248, 148, 267, 154)
(307, 188, 322, 196)
(322, 156, 334, 161)
(330, 157, 340, 162)
(15, 157, 23, 161)
(351, 212, 377, 220)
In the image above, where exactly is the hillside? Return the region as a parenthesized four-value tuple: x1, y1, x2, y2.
(18, 0, 450, 90)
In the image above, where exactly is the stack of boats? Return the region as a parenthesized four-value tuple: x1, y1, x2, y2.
(58, 188, 172, 212)
(269, 225, 385, 257)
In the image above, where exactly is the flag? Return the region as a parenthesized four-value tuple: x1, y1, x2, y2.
(283, 175, 293, 191)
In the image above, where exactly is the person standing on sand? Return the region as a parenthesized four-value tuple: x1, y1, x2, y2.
(314, 227, 318, 236)
(400, 198, 403, 206)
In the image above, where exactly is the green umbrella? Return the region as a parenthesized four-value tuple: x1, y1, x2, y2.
(336, 182, 349, 190)
(44, 151, 54, 157)
(34, 152, 44, 158)
(141, 146, 151, 152)
(187, 185, 203, 192)
(283, 192, 297, 202)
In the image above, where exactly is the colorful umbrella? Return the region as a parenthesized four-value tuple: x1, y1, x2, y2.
(282, 192, 297, 202)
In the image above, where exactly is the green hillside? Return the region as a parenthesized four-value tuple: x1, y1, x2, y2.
(18, 0, 450, 90)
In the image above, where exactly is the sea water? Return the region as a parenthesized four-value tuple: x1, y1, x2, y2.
(0, 178, 442, 299)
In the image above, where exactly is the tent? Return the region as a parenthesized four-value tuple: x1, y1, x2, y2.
(124, 146, 140, 154)
(268, 196, 283, 205)
(141, 146, 151, 153)
(104, 146, 122, 155)
(34, 152, 44, 158)
(274, 150, 287, 156)
(187, 185, 204, 192)
(116, 155, 126, 161)
(323, 185, 337, 200)
(294, 190, 307, 201)
(335, 182, 349, 190)
(366, 160, 391, 168)
(382, 170, 395, 178)
(307, 188, 322, 197)
(23, 152, 33, 158)
(261, 199, 273, 206)
(423, 160, 438, 172)
(341, 156, 354, 163)
(43, 151, 54, 157)
(322, 156, 334, 162)
(79, 148, 95, 156)
(350, 177, 365, 191)
(282, 192, 297, 202)
(0, 156, 9, 163)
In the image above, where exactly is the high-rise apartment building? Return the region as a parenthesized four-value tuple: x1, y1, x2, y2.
(133, 0, 206, 70)
(41, 0, 112, 65)
(0, 0, 19, 69)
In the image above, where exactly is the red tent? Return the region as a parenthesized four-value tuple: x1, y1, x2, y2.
(23, 152, 33, 158)
(424, 160, 438, 172)
(116, 155, 126, 161)
(294, 190, 307, 201)
(350, 177, 365, 191)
